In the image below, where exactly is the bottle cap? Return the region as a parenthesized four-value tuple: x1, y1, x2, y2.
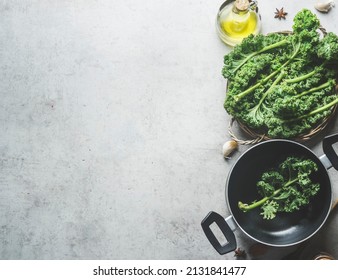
(235, 0, 249, 11)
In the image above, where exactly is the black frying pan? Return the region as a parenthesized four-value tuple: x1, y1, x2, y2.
(201, 134, 338, 255)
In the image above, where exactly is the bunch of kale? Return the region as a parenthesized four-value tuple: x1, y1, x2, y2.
(238, 156, 320, 220)
(223, 9, 338, 138)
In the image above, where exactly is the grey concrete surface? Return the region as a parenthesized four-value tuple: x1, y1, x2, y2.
(0, 0, 337, 259)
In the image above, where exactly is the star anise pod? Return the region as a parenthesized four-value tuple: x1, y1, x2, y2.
(274, 7, 288, 20)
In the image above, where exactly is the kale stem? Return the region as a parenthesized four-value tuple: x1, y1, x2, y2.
(294, 80, 332, 99)
(232, 39, 289, 74)
(258, 71, 285, 106)
(234, 70, 279, 102)
(257, 39, 289, 53)
(238, 178, 298, 212)
(238, 190, 280, 212)
(286, 97, 338, 122)
(284, 69, 316, 84)
(234, 41, 299, 102)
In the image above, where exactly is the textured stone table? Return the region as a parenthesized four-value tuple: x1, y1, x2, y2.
(0, 0, 337, 259)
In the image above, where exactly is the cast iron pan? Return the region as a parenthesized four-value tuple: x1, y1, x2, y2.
(201, 134, 338, 255)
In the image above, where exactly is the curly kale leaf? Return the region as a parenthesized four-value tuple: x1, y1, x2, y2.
(292, 9, 320, 33)
(272, 79, 336, 118)
(222, 34, 288, 79)
(257, 171, 284, 197)
(261, 201, 279, 220)
(238, 157, 320, 220)
(316, 32, 338, 62)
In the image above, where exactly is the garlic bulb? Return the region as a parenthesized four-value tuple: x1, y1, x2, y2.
(222, 140, 238, 158)
(314, 1, 335, 13)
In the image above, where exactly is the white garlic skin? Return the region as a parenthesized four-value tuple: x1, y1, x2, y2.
(222, 140, 238, 158)
(315, 1, 335, 13)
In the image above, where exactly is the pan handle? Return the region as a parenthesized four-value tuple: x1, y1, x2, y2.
(201, 211, 237, 255)
(322, 133, 338, 170)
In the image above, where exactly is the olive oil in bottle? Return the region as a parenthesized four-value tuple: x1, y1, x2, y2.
(216, 0, 261, 46)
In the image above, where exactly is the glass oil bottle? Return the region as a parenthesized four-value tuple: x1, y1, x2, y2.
(216, 0, 261, 46)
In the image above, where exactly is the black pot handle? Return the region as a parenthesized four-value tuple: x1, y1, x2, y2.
(201, 211, 237, 255)
(323, 133, 338, 170)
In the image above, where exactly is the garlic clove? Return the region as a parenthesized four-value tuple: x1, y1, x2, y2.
(222, 140, 238, 158)
(314, 1, 335, 13)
